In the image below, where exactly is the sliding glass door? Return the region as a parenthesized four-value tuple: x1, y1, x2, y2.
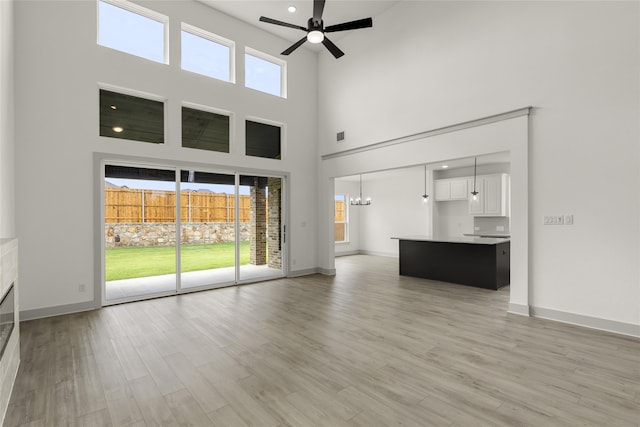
(179, 170, 238, 290)
(104, 165, 178, 301)
(103, 163, 286, 304)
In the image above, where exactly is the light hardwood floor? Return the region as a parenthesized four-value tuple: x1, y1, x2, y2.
(5, 255, 640, 426)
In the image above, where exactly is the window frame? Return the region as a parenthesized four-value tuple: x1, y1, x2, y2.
(181, 23, 236, 84)
(244, 116, 286, 160)
(181, 101, 234, 154)
(98, 83, 168, 144)
(97, 0, 170, 64)
(244, 47, 287, 98)
(334, 194, 349, 243)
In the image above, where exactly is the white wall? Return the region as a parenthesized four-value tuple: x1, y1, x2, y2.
(359, 168, 432, 256)
(318, 1, 639, 332)
(14, 0, 318, 314)
(0, 0, 15, 238)
(335, 167, 433, 257)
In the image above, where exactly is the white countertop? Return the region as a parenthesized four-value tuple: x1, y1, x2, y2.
(463, 233, 511, 238)
(391, 235, 510, 245)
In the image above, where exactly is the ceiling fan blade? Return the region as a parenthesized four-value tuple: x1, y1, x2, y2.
(282, 36, 308, 55)
(313, 0, 326, 25)
(325, 17, 373, 33)
(259, 16, 307, 32)
(322, 37, 344, 59)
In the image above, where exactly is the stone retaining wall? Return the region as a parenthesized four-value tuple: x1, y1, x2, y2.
(105, 223, 251, 247)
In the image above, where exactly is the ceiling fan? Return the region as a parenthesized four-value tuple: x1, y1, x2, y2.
(259, 0, 373, 59)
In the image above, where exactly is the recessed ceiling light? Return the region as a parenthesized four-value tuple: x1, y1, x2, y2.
(113, 126, 124, 133)
(287, 5, 296, 13)
(110, 105, 117, 110)
(442, 165, 449, 169)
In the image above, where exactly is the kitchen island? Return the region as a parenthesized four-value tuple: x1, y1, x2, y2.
(392, 235, 510, 290)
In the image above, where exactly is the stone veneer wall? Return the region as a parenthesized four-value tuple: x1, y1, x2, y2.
(105, 223, 250, 247)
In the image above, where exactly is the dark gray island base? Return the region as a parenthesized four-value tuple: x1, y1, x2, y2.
(395, 236, 510, 290)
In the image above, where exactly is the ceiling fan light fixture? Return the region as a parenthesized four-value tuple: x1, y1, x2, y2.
(259, 0, 372, 58)
(307, 30, 324, 44)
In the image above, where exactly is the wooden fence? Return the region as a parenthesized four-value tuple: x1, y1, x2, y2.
(105, 188, 256, 223)
(334, 200, 346, 242)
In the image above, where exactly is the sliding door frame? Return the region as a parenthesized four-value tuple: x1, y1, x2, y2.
(96, 153, 289, 307)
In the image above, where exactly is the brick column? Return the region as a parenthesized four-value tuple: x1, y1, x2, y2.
(267, 177, 282, 270)
(250, 178, 267, 265)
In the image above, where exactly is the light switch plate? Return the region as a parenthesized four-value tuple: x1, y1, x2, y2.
(544, 215, 564, 225)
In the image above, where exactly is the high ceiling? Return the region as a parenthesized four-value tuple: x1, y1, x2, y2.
(196, 0, 401, 50)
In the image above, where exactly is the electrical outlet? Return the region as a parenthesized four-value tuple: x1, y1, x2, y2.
(564, 214, 574, 225)
(79, 283, 86, 292)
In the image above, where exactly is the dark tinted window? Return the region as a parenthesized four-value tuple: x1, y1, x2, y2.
(182, 107, 230, 153)
(245, 120, 281, 159)
(100, 89, 164, 144)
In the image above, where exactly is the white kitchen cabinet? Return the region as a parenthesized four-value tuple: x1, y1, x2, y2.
(468, 174, 509, 216)
(434, 178, 468, 201)
(450, 179, 468, 199)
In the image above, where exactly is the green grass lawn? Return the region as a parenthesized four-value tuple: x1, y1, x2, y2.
(105, 241, 250, 281)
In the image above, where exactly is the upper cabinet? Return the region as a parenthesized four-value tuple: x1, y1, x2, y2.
(434, 178, 468, 201)
(435, 173, 510, 216)
(468, 174, 509, 216)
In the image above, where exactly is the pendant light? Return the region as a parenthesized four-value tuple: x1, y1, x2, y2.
(471, 157, 479, 201)
(350, 174, 371, 206)
(421, 164, 429, 203)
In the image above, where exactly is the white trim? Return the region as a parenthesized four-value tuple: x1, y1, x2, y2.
(508, 302, 530, 316)
(97, 83, 168, 145)
(531, 306, 640, 338)
(181, 22, 236, 83)
(321, 107, 532, 161)
(245, 116, 286, 160)
(335, 250, 359, 257)
(98, 82, 167, 103)
(97, 0, 169, 64)
(359, 250, 398, 258)
(245, 46, 287, 98)
(287, 267, 320, 277)
(21, 301, 98, 321)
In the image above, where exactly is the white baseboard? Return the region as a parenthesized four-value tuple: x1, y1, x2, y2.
(335, 250, 360, 257)
(508, 302, 530, 316)
(531, 306, 640, 338)
(20, 300, 98, 321)
(287, 267, 320, 277)
(358, 250, 398, 258)
(317, 267, 336, 276)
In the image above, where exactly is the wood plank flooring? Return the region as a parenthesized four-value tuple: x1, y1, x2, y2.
(4, 255, 640, 426)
